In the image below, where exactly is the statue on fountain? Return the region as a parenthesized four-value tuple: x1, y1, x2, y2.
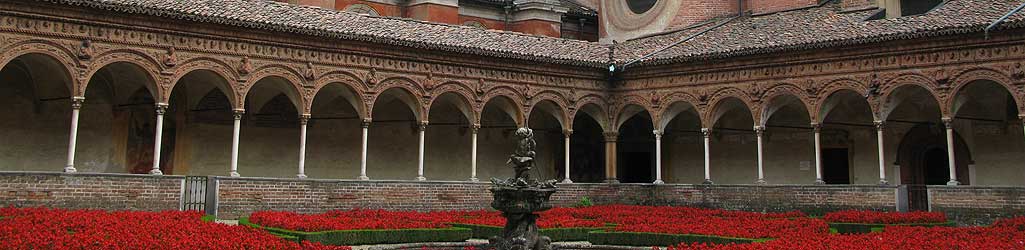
(488, 127, 557, 250)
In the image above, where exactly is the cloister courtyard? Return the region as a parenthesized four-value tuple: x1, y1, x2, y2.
(3, 0, 1025, 248)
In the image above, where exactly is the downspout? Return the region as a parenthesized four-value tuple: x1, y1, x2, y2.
(618, 14, 740, 70)
(504, 0, 513, 31)
(986, 1, 1025, 39)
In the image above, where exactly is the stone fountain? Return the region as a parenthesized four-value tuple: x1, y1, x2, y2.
(488, 127, 558, 250)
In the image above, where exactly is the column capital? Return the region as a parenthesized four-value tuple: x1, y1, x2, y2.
(563, 129, 573, 137)
(652, 129, 662, 138)
(701, 128, 712, 138)
(71, 96, 84, 109)
(154, 103, 168, 115)
(602, 132, 619, 142)
(1019, 114, 1025, 124)
(873, 120, 885, 131)
(471, 123, 481, 133)
(418, 121, 428, 131)
(233, 109, 245, 120)
(941, 117, 954, 128)
(753, 126, 765, 135)
(807, 121, 824, 132)
(299, 114, 311, 125)
(361, 119, 371, 128)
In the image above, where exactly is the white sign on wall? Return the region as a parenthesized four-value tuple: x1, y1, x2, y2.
(799, 161, 811, 171)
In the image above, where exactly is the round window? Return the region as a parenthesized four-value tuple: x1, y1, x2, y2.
(626, 0, 657, 14)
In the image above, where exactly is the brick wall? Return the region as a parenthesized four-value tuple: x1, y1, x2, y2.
(669, 0, 740, 29)
(929, 186, 1025, 226)
(0, 172, 184, 211)
(840, 0, 876, 10)
(747, 0, 818, 15)
(215, 177, 900, 219)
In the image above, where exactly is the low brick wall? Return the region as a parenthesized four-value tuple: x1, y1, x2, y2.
(929, 186, 1025, 226)
(0, 171, 184, 211)
(652, 185, 901, 214)
(214, 177, 494, 219)
(215, 178, 901, 219)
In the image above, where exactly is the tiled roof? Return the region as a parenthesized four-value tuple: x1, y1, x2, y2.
(626, 0, 1025, 66)
(560, 0, 598, 17)
(28, 0, 1025, 70)
(36, 0, 610, 67)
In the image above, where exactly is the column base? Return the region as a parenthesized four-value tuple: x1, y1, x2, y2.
(64, 166, 77, 173)
(603, 179, 619, 184)
(879, 179, 889, 185)
(946, 180, 960, 186)
(702, 179, 714, 185)
(229, 171, 240, 177)
(814, 179, 826, 185)
(358, 175, 370, 181)
(149, 169, 163, 175)
(415, 176, 427, 181)
(755, 179, 766, 185)
(296, 174, 307, 179)
(561, 179, 573, 184)
(653, 179, 664, 185)
(469, 177, 479, 182)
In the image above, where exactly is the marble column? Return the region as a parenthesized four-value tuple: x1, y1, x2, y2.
(416, 121, 427, 181)
(653, 130, 664, 184)
(150, 103, 167, 175)
(813, 123, 824, 184)
(297, 114, 309, 179)
(470, 124, 480, 182)
(562, 129, 573, 184)
(702, 128, 713, 184)
(65, 97, 84, 173)
(875, 121, 888, 185)
(229, 110, 243, 177)
(943, 117, 959, 185)
(359, 119, 370, 180)
(603, 132, 619, 183)
(755, 126, 766, 184)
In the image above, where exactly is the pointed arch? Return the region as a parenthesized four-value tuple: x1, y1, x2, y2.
(82, 50, 163, 102)
(948, 67, 1020, 116)
(759, 83, 812, 127)
(0, 40, 78, 97)
(313, 70, 368, 120)
(243, 65, 306, 115)
(168, 58, 239, 110)
(880, 73, 944, 120)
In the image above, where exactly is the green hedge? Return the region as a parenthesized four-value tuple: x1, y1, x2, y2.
(200, 215, 215, 223)
(828, 221, 955, 234)
(587, 231, 767, 247)
(240, 217, 472, 245)
(448, 223, 603, 241)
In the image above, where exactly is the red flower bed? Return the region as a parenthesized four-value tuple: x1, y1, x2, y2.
(663, 218, 1025, 250)
(0, 207, 350, 250)
(823, 210, 947, 224)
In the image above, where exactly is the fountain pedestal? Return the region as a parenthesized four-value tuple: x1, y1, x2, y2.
(487, 128, 558, 250)
(488, 184, 556, 250)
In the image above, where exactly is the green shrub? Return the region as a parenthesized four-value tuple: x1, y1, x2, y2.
(828, 221, 955, 234)
(240, 217, 471, 245)
(587, 231, 766, 246)
(577, 197, 594, 207)
(449, 223, 603, 241)
(200, 215, 215, 223)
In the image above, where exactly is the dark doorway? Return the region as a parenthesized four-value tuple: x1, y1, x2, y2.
(570, 112, 605, 183)
(822, 148, 850, 184)
(616, 112, 655, 183)
(620, 152, 653, 183)
(897, 124, 972, 211)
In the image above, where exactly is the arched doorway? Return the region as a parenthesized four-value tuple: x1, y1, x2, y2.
(897, 123, 971, 210)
